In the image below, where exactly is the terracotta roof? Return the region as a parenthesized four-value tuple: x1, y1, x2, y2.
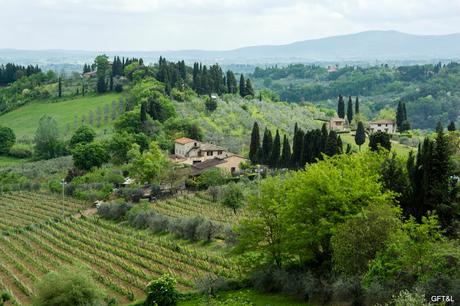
(175, 137, 195, 144)
(370, 119, 395, 124)
(191, 158, 226, 176)
(199, 143, 226, 151)
(330, 117, 346, 122)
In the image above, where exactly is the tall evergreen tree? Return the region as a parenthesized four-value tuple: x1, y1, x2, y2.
(261, 128, 273, 165)
(270, 130, 281, 168)
(325, 131, 339, 157)
(355, 121, 366, 151)
(337, 135, 343, 153)
(291, 128, 304, 169)
(396, 101, 410, 132)
(58, 77, 62, 98)
(369, 132, 391, 151)
(320, 123, 328, 153)
(249, 122, 261, 164)
(140, 102, 147, 123)
(346, 96, 353, 123)
(280, 134, 291, 168)
(355, 96, 360, 114)
(337, 95, 345, 119)
(239, 75, 246, 97)
(448, 121, 456, 131)
(245, 79, 254, 97)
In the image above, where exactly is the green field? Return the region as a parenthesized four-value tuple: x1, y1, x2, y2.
(0, 93, 121, 140)
(0, 156, 26, 167)
(340, 132, 416, 156)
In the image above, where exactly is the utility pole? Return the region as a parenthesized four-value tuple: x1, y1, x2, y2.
(61, 179, 67, 216)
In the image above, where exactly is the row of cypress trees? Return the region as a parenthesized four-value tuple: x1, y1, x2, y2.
(337, 95, 360, 120)
(249, 122, 345, 169)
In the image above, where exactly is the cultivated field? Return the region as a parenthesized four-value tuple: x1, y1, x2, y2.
(0, 192, 237, 305)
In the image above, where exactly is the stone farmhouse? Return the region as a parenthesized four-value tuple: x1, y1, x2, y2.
(171, 137, 247, 175)
(369, 119, 396, 134)
(328, 117, 349, 132)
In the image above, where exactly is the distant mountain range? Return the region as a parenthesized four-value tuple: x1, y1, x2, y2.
(1, 30, 460, 65)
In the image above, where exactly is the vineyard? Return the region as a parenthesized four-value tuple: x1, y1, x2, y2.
(151, 192, 246, 225)
(0, 192, 238, 305)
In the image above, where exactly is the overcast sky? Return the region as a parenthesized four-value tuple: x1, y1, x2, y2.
(1, 0, 460, 51)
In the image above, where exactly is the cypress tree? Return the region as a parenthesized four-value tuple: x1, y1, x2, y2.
(355, 121, 366, 151)
(347, 96, 353, 123)
(239, 75, 246, 97)
(140, 102, 147, 123)
(245, 79, 254, 97)
(249, 122, 261, 164)
(270, 130, 281, 168)
(109, 74, 114, 92)
(301, 131, 312, 166)
(325, 131, 339, 156)
(58, 77, 62, 98)
(337, 95, 345, 119)
(320, 123, 328, 153)
(369, 132, 391, 151)
(261, 128, 273, 165)
(396, 101, 405, 131)
(337, 135, 343, 153)
(448, 121, 456, 131)
(281, 135, 291, 168)
(291, 128, 304, 169)
(355, 96, 360, 114)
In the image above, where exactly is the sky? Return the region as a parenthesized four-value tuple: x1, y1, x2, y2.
(1, 0, 460, 51)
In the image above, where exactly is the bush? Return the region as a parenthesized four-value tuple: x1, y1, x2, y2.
(33, 267, 105, 306)
(1, 291, 11, 306)
(114, 84, 123, 93)
(145, 274, 179, 306)
(8, 144, 33, 158)
(148, 214, 170, 233)
(196, 168, 227, 189)
(385, 290, 430, 306)
(0, 126, 15, 155)
(197, 220, 221, 242)
(97, 201, 132, 220)
(195, 274, 229, 296)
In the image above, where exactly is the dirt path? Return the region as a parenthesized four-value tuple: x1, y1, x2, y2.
(74, 208, 97, 219)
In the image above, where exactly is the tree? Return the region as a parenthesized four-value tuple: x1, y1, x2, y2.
(396, 101, 410, 132)
(355, 96, 360, 114)
(33, 267, 105, 306)
(280, 134, 291, 168)
(249, 122, 260, 164)
(0, 291, 10, 306)
(196, 168, 227, 189)
(58, 76, 62, 98)
(204, 97, 217, 111)
(239, 74, 246, 97)
(337, 95, 345, 119)
(448, 121, 456, 131)
(94, 55, 109, 94)
(355, 122, 366, 151)
(140, 101, 147, 122)
(145, 274, 179, 306)
(0, 126, 15, 155)
(270, 130, 281, 167)
(347, 96, 353, 123)
(261, 128, 273, 165)
(34, 115, 61, 159)
(69, 125, 95, 148)
(108, 132, 135, 165)
(369, 131, 391, 151)
(222, 182, 245, 214)
(72, 142, 109, 171)
(245, 79, 254, 97)
(128, 142, 169, 184)
(325, 130, 339, 156)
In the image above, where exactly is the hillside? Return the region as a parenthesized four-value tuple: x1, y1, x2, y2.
(0, 93, 122, 141)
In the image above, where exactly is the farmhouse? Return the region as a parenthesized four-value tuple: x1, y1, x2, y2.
(369, 119, 396, 134)
(328, 117, 348, 132)
(171, 137, 247, 175)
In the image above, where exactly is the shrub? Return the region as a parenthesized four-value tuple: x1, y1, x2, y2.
(97, 202, 132, 220)
(69, 125, 95, 148)
(148, 214, 170, 233)
(197, 220, 221, 242)
(145, 274, 179, 306)
(114, 84, 123, 93)
(0, 291, 11, 306)
(33, 267, 105, 306)
(385, 290, 430, 306)
(195, 274, 229, 296)
(196, 168, 227, 189)
(8, 144, 33, 158)
(0, 126, 15, 155)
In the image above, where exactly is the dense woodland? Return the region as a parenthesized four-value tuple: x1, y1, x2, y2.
(252, 62, 460, 130)
(0, 55, 459, 306)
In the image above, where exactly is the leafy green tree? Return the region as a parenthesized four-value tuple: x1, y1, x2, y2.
(249, 122, 260, 164)
(69, 125, 95, 148)
(196, 168, 227, 189)
(34, 115, 61, 159)
(145, 274, 179, 306)
(337, 95, 345, 119)
(33, 267, 105, 306)
(346, 96, 353, 123)
(222, 182, 245, 214)
(331, 203, 401, 276)
(0, 126, 15, 154)
(114, 111, 143, 134)
(355, 121, 366, 151)
(108, 132, 135, 165)
(128, 142, 168, 184)
(369, 131, 391, 151)
(72, 142, 109, 171)
(94, 55, 109, 93)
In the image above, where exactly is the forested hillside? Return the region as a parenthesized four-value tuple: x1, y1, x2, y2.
(252, 62, 460, 130)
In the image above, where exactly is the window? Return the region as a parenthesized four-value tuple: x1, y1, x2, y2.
(193, 160, 201, 164)
(218, 150, 223, 155)
(231, 167, 236, 173)
(378, 124, 381, 127)
(207, 151, 213, 156)
(194, 142, 197, 146)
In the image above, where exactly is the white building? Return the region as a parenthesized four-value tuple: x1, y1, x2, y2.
(369, 119, 396, 134)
